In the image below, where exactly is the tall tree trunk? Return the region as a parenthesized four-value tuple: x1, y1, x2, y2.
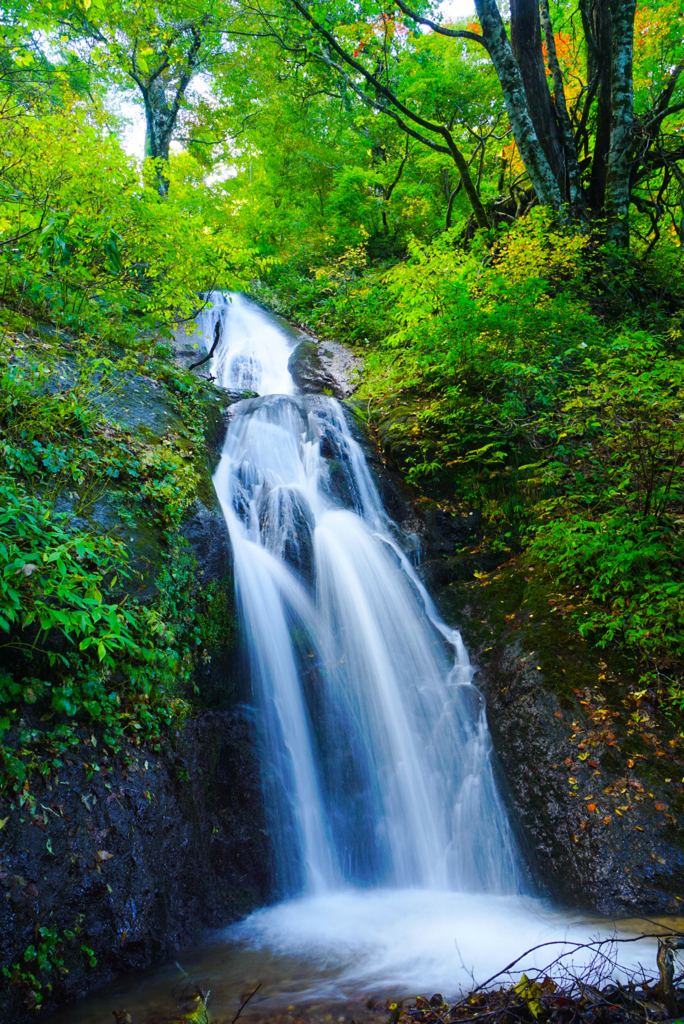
(510, 0, 564, 186)
(539, 0, 584, 215)
(143, 80, 174, 195)
(605, 0, 637, 246)
(473, 0, 565, 215)
(588, 0, 612, 210)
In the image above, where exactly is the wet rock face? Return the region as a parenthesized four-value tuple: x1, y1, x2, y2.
(288, 339, 361, 400)
(0, 713, 270, 1024)
(0, 365, 269, 1020)
(421, 549, 684, 915)
(361, 401, 684, 917)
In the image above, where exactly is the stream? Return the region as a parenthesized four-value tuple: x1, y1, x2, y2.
(47, 295, 661, 1024)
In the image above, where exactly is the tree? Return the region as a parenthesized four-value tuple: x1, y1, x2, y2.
(251, 0, 683, 246)
(64, 0, 248, 193)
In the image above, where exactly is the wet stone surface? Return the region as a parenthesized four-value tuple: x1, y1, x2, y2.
(0, 713, 270, 1023)
(288, 339, 362, 400)
(360, 399, 684, 917)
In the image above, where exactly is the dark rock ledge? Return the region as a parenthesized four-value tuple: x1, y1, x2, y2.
(0, 713, 269, 1021)
(359, 399, 684, 918)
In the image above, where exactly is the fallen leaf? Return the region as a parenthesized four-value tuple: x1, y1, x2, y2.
(587, 803, 597, 812)
(554, 712, 563, 719)
(603, 816, 612, 825)
(96, 850, 114, 862)
(655, 802, 666, 811)
(0, 816, 8, 830)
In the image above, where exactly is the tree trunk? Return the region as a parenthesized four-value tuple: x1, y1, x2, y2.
(473, 0, 565, 215)
(605, 0, 637, 246)
(442, 132, 491, 229)
(510, 0, 564, 186)
(141, 79, 174, 196)
(539, 0, 584, 216)
(588, 0, 612, 210)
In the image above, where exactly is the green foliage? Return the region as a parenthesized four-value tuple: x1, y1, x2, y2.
(273, 210, 684, 711)
(1, 917, 97, 1010)
(530, 513, 684, 659)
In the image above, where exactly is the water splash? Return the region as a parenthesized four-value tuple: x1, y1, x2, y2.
(205, 292, 520, 897)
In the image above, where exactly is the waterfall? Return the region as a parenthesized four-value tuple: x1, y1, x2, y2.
(200, 293, 520, 898)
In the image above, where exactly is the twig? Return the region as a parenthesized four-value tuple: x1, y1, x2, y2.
(230, 981, 262, 1024)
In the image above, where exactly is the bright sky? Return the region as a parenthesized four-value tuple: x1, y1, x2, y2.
(117, 0, 477, 160)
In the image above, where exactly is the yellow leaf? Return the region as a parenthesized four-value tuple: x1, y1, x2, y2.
(0, 816, 8, 830)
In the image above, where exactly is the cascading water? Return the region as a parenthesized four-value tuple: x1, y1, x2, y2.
(200, 293, 519, 898)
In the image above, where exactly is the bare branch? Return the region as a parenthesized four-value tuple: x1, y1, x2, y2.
(392, 0, 490, 51)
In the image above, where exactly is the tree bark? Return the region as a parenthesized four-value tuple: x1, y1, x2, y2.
(142, 79, 174, 195)
(133, 24, 205, 197)
(539, 0, 584, 215)
(587, 0, 612, 210)
(442, 131, 491, 228)
(473, 0, 566, 215)
(605, 0, 637, 246)
(510, 0, 564, 186)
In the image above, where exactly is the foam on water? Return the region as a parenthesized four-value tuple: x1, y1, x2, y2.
(231, 889, 656, 996)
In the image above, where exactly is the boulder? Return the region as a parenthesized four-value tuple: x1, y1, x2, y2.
(288, 339, 361, 400)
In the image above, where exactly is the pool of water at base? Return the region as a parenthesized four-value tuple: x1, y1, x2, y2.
(44, 890, 677, 1024)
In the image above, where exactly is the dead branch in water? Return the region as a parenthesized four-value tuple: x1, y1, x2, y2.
(230, 981, 263, 1024)
(189, 318, 221, 370)
(397, 930, 684, 1024)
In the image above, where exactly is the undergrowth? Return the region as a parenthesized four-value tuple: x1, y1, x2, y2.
(0, 310, 233, 800)
(257, 211, 684, 716)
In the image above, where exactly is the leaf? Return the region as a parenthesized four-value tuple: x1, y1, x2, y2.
(0, 816, 9, 830)
(96, 850, 113, 861)
(587, 803, 597, 812)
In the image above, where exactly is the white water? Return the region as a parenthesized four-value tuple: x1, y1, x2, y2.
(201, 293, 519, 898)
(190, 293, 658, 997)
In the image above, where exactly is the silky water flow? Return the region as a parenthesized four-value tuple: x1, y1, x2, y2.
(203, 292, 519, 899)
(44, 295, 658, 1024)
(196, 296, 653, 992)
